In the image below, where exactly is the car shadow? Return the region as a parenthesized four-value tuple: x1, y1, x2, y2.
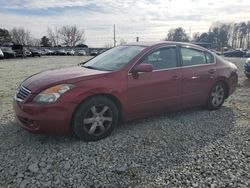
(0, 106, 236, 186)
(242, 78, 250, 87)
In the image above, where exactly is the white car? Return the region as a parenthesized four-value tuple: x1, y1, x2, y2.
(67, 49, 75, 56)
(77, 50, 86, 56)
(0, 48, 4, 58)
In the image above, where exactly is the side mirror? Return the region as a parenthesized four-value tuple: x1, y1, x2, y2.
(132, 64, 153, 73)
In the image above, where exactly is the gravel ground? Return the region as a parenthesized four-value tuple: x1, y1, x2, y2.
(0, 56, 249, 187)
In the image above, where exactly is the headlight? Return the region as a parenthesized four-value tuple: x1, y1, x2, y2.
(33, 84, 74, 103)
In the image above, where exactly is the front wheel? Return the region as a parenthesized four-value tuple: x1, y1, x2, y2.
(206, 82, 226, 110)
(72, 96, 119, 141)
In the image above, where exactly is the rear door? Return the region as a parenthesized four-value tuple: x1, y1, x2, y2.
(127, 46, 182, 115)
(180, 46, 216, 107)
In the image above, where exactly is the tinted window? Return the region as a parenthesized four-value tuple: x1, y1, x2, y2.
(205, 52, 214, 64)
(142, 47, 177, 70)
(181, 48, 206, 66)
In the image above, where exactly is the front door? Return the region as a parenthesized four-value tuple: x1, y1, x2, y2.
(126, 46, 181, 116)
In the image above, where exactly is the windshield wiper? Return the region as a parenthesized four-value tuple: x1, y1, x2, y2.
(82, 65, 112, 71)
(82, 65, 98, 70)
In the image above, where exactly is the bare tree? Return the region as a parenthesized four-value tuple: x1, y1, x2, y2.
(166, 27, 189, 42)
(47, 27, 60, 46)
(30, 38, 41, 46)
(119, 38, 127, 45)
(10, 27, 32, 45)
(104, 42, 113, 48)
(58, 25, 85, 47)
(247, 21, 250, 49)
(0, 28, 11, 44)
(192, 32, 200, 42)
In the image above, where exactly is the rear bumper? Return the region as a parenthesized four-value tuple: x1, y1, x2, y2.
(13, 100, 77, 135)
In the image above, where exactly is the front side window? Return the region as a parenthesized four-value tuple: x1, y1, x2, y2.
(181, 47, 207, 66)
(141, 47, 177, 70)
(83, 45, 145, 71)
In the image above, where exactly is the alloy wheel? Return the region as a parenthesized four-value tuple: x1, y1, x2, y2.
(210, 85, 225, 107)
(82, 105, 113, 137)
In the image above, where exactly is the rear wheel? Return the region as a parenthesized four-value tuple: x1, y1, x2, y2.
(72, 96, 119, 141)
(207, 82, 226, 110)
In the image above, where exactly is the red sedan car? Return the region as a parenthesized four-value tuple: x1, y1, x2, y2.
(13, 42, 238, 141)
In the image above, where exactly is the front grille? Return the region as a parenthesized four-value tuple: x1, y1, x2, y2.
(15, 86, 31, 102)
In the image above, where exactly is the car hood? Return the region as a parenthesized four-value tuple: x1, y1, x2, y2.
(22, 66, 109, 93)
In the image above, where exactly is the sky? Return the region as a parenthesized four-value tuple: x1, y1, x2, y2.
(0, 0, 250, 47)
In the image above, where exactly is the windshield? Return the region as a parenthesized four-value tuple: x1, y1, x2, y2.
(82, 45, 145, 71)
(1, 47, 12, 52)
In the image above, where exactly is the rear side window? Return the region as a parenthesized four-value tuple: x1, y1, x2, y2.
(181, 47, 206, 66)
(205, 52, 214, 64)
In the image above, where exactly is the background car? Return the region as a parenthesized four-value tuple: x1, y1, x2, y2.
(245, 50, 250, 57)
(12, 44, 25, 58)
(1, 47, 16, 58)
(224, 50, 245, 57)
(29, 48, 41, 57)
(90, 50, 98, 56)
(67, 49, 75, 56)
(0, 48, 4, 59)
(23, 48, 32, 57)
(244, 58, 250, 79)
(55, 49, 67, 55)
(13, 42, 238, 142)
(76, 50, 86, 56)
(210, 49, 221, 56)
(44, 49, 54, 55)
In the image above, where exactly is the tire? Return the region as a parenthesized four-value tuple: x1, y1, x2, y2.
(206, 82, 226, 110)
(72, 96, 119, 141)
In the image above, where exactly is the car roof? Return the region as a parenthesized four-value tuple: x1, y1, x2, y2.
(125, 41, 207, 50)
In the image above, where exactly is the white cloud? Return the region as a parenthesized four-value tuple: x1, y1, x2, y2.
(0, 0, 250, 47)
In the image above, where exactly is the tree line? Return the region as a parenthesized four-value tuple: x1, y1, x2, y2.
(1, 20, 250, 49)
(166, 21, 250, 49)
(0, 25, 85, 47)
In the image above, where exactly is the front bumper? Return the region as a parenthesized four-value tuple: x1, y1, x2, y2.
(13, 100, 76, 135)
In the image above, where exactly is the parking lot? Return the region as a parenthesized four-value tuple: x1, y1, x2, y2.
(0, 56, 249, 187)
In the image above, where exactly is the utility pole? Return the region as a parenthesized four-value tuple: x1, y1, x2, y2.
(113, 24, 116, 47)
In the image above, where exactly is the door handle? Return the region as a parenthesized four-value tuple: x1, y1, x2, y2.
(208, 69, 216, 74)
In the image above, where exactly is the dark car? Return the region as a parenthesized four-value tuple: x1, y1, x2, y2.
(13, 41, 238, 141)
(244, 58, 250, 79)
(29, 48, 41, 57)
(224, 50, 245, 57)
(90, 50, 98, 56)
(12, 44, 25, 58)
(245, 50, 250, 57)
(23, 48, 32, 57)
(76, 44, 88, 48)
(55, 49, 67, 55)
(1, 47, 16, 58)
